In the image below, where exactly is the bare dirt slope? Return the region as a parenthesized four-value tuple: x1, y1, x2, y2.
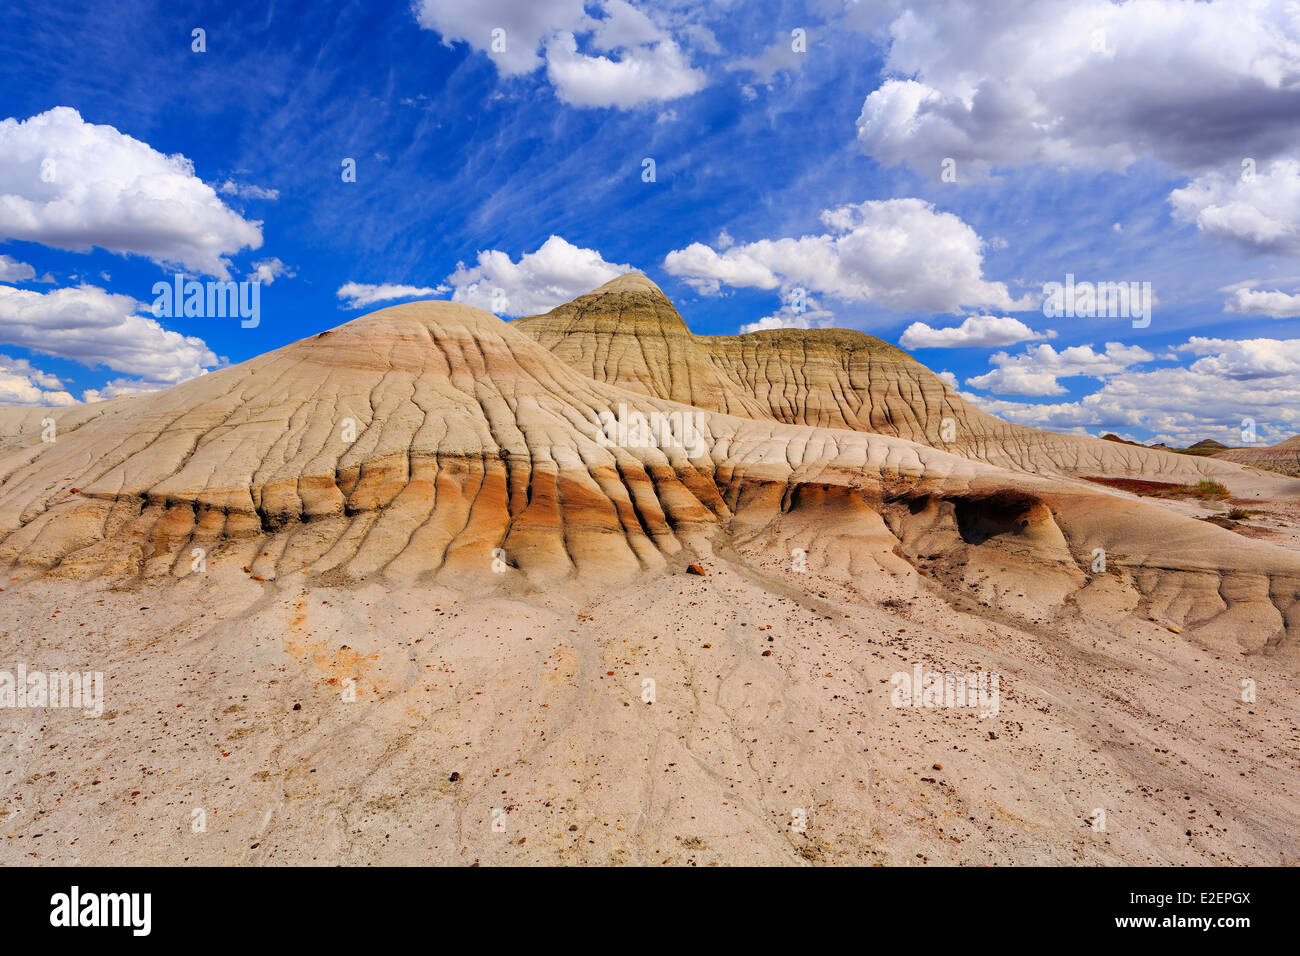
(1216, 435, 1300, 477)
(1, 285, 1298, 865)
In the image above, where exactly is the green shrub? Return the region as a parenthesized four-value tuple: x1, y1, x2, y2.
(1190, 479, 1229, 499)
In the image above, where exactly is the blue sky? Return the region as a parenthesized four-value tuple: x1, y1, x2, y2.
(1, 0, 1298, 445)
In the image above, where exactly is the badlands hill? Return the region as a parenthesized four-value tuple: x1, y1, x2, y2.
(1216, 434, 1300, 477)
(1, 277, 1299, 866)
(514, 275, 1259, 485)
(1, 281, 1296, 639)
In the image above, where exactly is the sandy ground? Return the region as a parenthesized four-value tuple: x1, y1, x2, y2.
(1090, 478, 1300, 553)
(3, 540, 1297, 866)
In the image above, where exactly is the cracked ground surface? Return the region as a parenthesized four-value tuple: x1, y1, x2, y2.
(2, 554, 1297, 865)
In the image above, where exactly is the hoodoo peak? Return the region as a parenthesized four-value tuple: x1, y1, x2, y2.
(588, 272, 667, 295)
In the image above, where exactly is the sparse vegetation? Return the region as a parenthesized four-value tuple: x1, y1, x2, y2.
(1188, 479, 1229, 500)
(1081, 476, 1231, 500)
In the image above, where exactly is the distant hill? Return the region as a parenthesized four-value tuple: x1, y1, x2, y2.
(1214, 434, 1300, 476)
(1098, 434, 1224, 457)
(1177, 438, 1230, 457)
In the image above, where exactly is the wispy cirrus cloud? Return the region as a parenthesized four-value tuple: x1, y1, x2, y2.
(336, 282, 447, 309)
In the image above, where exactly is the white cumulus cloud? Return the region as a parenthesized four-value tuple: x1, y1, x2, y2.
(900, 314, 1053, 349)
(854, 1, 1300, 261)
(81, 378, 168, 404)
(1224, 286, 1300, 318)
(249, 257, 294, 286)
(0, 107, 263, 278)
(446, 235, 635, 315)
(966, 342, 1154, 396)
(0, 282, 218, 384)
(1174, 336, 1300, 380)
(738, 290, 835, 334)
(415, 0, 706, 108)
(218, 180, 280, 201)
(963, 336, 1300, 444)
(664, 198, 1030, 313)
(416, 0, 587, 75)
(856, 1, 1300, 178)
(0, 254, 36, 282)
(0, 353, 76, 406)
(1170, 160, 1300, 257)
(729, 31, 809, 82)
(545, 32, 705, 107)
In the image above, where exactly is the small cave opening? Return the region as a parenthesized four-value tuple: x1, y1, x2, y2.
(950, 491, 1043, 545)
